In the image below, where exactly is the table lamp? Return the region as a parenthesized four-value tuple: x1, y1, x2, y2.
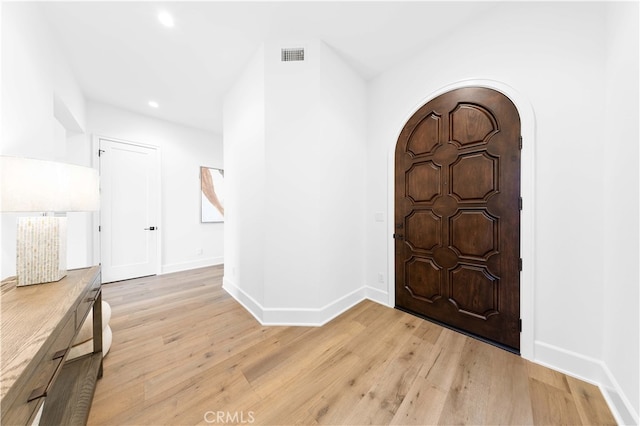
(0, 156, 100, 286)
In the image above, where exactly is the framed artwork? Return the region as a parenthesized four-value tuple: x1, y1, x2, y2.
(201, 166, 224, 223)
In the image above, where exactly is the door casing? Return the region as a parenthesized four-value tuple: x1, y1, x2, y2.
(93, 135, 162, 282)
(385, 79, 536, 360)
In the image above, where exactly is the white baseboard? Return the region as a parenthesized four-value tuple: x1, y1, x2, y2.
(222, 276, 265, 324)
(161, 256, 224, 275)
(534, 340, 611, 386)
(601, 363, 640, 426)
(262, 287, 366, 326)
(222, 278, 367, 326)
(365, 285, 390, 306)
(534, 340, 638, 425)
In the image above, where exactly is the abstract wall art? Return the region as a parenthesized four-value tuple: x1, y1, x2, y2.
(201, 166, 224, 223)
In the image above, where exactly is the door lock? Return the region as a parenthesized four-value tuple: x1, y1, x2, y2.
(144, 226, 157, 231)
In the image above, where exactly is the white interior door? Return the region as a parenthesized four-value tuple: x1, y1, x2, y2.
(100, 138, 160, 283)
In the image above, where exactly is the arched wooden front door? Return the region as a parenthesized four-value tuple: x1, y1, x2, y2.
(395, 87, 521, 351)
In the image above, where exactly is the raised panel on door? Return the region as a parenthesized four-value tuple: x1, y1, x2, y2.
(395, 87, 521, 351)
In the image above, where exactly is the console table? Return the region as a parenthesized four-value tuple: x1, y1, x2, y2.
(1, 266, 103, 425)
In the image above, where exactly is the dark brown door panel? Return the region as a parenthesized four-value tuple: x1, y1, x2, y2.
(395, 87, 521, 351)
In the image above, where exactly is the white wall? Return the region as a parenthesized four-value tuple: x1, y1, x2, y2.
(223, 44, 267, 312)
(2, 2, 60, 159)
(1, 2, 90, 279)
(262, 40, 367, 314)
(1, 3, 85, 159)
(87, 102, 224, 274)
(65, 131, 95, 270)
(224, 40, 367, 324)
(367, 2, 637, 422)
(263, 40, 323, 311)
(315, 42, 367, 308)
(603, 2, 639, 423)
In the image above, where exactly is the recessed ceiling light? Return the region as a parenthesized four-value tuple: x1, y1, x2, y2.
(158, 11, 174, 28)
(148, 101, 159, 108)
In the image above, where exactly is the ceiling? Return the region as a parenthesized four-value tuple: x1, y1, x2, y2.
(40, 1, 498, 135)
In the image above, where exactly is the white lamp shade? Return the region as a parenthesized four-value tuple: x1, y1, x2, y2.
(1, 156, 99, 212)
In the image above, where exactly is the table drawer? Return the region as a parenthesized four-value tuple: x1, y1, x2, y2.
(1, 313, 76, 425)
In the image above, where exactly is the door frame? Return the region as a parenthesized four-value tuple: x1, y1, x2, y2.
(91, 135, 162, 278)
(386, 79, 536, 360)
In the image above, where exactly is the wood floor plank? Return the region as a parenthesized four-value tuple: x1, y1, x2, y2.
(241, 319, 364, 399)
(485, 344, 534, 425)
(343, 333, 435, 425)
(566, 375, 618, 426)
(88, 381, 145, 425)
(526, 359, 572, 393)
(248, 348, 362, 425)
(306, 311, 426, 425)
(438, 338, 494, 425)
(87, 265, 616, 426)
(529, 377, 583, 425)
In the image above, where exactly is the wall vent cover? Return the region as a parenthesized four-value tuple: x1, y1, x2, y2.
(281, 48, 305, 62)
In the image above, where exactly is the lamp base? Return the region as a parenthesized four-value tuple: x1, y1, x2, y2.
(16, 216, 67, 286)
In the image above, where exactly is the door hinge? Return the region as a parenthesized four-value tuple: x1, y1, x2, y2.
(519, 136, 523, 150)
(98, 225, 101, 232)
(519, 319, 522, 332)
(519, 197, 523, 210)
(519, 258, 523, 271)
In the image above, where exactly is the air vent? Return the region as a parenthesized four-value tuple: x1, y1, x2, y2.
(281, 48, 305, 62)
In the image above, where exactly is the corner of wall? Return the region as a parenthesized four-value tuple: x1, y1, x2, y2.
(365, 285, 390, 307)
(600, 365, 640, 426)
(222, 276, 265, 325)
(534, 341, 639, 426)
(54, 93, 84, 134)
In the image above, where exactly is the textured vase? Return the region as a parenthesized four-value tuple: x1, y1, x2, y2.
(16, 216, 67, 286)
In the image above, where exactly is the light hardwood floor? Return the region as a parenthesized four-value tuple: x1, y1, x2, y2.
(88, 265, 616, 425)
